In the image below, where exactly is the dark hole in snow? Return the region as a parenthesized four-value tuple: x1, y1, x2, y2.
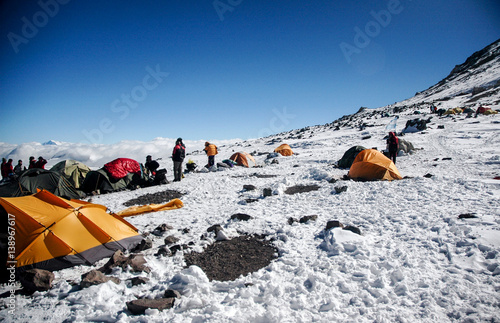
(184, 235, 278, 281)
(123, 190, 185, 207)
(284, 184, 321, 195)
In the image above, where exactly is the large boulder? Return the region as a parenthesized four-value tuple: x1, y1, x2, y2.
(19, 269, 54, 293)
(81, 269, 120, 288)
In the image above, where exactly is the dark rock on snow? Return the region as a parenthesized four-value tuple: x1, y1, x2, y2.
(19, 269, 54, 293)
(81, 270, 120, 289)
(126, 298, 175, 315)
(231, 213, 253, 221)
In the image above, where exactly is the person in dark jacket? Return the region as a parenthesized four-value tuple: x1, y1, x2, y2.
(34, 156, 47, 169)
(172, 138, 185, 182)
(145, 155, 160, 177)
(1, 158, 6, 179)
(387, 132, 399, 164)
(28, 156, 36, 169)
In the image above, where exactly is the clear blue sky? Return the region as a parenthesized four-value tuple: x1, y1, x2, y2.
(1, 0, 499, 145)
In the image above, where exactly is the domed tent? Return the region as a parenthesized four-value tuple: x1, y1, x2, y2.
(11, 168, 84, 199)
(0, 190, 142, 273)
(50, 160, 91, 189)
(80, 158, 148, 194)
(274, 144, 293, 156)
(229, 152, 256, 168)
(337, 146, 366, 169)
(348, 149, 402, 181)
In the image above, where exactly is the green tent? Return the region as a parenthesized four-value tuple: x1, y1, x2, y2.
(50, 159, 91, 189)
(80, 168, 148, 194)
(337, 146, 367, 169)
(12, 168, 84, 199)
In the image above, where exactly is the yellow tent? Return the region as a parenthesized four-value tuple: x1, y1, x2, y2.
(0, 190, 142, 272)
(229, 152, 256, 168)
(348, 149, 402, 181)
(274, 144, 294, 156)
(116, 199, 184, 217)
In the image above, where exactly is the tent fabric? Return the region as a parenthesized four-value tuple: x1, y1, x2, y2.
(229, 152, 256, 168)
(274, 144, 294, 156)
(337, 146, 366, 169)
(50, 160, 91, 189)
(80, 169, 143, 194)
(115, 199, 184, 217)
(103, 158, 141, 180)
(0, 190, 141, 272)
(348, 149, 402, 181)
(12, 168, 84, 199)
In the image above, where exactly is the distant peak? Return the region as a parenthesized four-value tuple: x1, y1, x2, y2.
(42, 140, 60, 146)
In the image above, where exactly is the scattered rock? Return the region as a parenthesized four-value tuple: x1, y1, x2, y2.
(164, 289, 181, 298)
(155, 246, 172, 257)
(126, 298, 175, 315)
(288, 217, 298, 225)
(458, 213, 478, 219)
(207, 224, 223, 235)
(81, 270, 120, 289)
(164, 236, 180, 245)
(285, 184, 321, 195)
(299, 215, 318, 223)
(128, 277, 149, 286)
(152, 223, 173, 236)
(271, 159, 279, 164)
(325, 220, 344, 230)
(343, 225, 361, 235)
(424, 173, 433, 178)
(131, 238, 153, 252)
(438, 125, 445, 129)
(123, 190, 185, 207)
(245, 198, 259, 203)
(334, 186, 348, 194)
(231, 213, 253, 221)
(243, 185, 257, 191)
(169, 244, 190, 254)
(442, 157, 452, 161)
(263, 188, 273, 197)
(19, 269, 54, 293)
(100, 250, 151, 274)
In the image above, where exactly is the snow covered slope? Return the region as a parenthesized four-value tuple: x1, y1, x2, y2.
(0, 39, 499, 323)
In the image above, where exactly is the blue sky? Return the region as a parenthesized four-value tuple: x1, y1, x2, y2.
(1, 0, 499, 145)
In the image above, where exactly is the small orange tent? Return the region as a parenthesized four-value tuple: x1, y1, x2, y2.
(0, 190, 142, 272)
(348, 149, 402, 181)
(274, 144, 293, 156)
(229, 152, 256, 168)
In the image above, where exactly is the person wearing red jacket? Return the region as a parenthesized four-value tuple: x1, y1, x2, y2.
(172, 138, 185, 182)
(34, 156, 47, 169)
(387, 132, 399, 164)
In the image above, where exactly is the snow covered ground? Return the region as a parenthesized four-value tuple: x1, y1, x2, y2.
(1, 108, 499, 322)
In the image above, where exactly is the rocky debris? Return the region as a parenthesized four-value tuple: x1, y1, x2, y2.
(263, 188, 273, 197)
(126, 298, 175, 315)
(185, 235, 278, 281)
(99, 250, 151, 274)
(243, 185, 257, 191)
(131, 238, 153, 252)
(231, 213, 253, 221)
(19, 269, 54, 293)
(164, 235, 180, 245)
(123, 190, 185, 207)
(155, 246, 172, 257)
(164, 289, 181, 299)
(128, 276, 149, 286)
(334, 186, 348, 194)
(152, 223, 173, 236)
(285, 184, 321, 195)
(458, 213, 478, 219)
(81, 269, 120, 289)
(299, 215, 318, 223)
(325, 220, 361, 235)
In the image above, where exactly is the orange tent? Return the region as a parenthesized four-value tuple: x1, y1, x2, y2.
(274, 144, 293, 156)
(348, 149, 402, 181)
(229, 152, 256, 168)
(0, 190, 142, 272)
